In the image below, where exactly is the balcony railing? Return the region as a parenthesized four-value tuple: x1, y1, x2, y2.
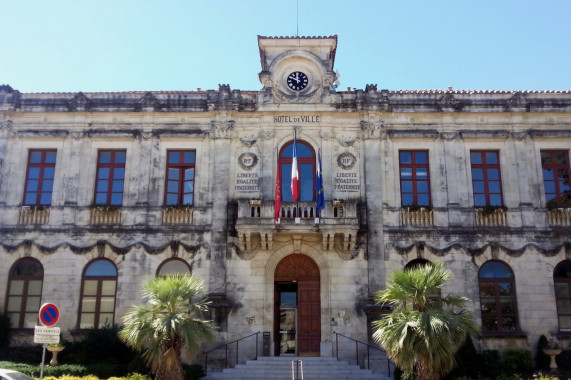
(400, 208, 433, 226)
(475, 208, 507, 227)
(548, 209, 571, 227)
(90, 207, 122, 224)
(162, 207, 193, 224)
(18, 206, 50, 225)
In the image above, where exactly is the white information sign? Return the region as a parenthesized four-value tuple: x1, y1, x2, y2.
(34, 326, 61, 344)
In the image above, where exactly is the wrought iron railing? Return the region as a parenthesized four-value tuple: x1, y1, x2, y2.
(333, 331, 391, 377)
(202, 332, 259, 375)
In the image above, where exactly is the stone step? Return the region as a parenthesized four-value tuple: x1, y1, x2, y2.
(202, 356, 391, 380)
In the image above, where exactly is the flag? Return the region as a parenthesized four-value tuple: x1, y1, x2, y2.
(315, 150, 325, 215)
(274, 149, 281, 222)
(291, 130, 299, 202)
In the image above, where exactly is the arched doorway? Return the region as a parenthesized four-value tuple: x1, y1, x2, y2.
(274, 254, 320, 356)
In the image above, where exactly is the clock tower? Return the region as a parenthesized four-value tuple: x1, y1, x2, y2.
(257, 35, 338, 104)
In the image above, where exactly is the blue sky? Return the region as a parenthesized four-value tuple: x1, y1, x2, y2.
(1, 0, 569, 93)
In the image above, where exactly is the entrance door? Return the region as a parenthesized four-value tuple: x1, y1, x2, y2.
(275, 255, 320, 356)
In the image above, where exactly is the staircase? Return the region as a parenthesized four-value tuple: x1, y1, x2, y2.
(202, 356, 392, 380)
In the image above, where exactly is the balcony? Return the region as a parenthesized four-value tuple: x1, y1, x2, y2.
(475, 207, 507, 227)
(548, 209, 571, 227)
(162, 207, 193, 225)
(18, 206, 50, 225)
(234, 199, 360, 253)
(400, 207, 433, 227)
(90, 206, 122, 225)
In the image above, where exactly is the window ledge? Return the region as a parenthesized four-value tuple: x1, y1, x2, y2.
(479, 331, 527, 339)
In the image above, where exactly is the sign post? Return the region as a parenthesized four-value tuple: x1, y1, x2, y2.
(36, 303, 60, 380)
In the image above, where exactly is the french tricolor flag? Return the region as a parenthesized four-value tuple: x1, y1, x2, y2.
(291, 130, 299, 202)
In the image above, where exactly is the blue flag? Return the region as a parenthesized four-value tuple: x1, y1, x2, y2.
(315, 150, 325, 215)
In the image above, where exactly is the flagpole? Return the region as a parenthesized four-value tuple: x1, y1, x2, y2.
(293, 127, 299, 218)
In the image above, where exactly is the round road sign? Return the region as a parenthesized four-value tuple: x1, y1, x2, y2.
(39, 303, 60, 327)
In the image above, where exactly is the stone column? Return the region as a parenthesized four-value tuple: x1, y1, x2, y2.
(360, 120, 387, 294)
(206, 120, 234, 294)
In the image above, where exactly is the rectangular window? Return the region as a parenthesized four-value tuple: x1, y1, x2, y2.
(470, 151, 503, 207)
(399, 151, 431, 206)
(541, 150, 571, 208)
(23, 150, 57, 206)
(94, 150, 126, 206)
(165, 150, 196, 206)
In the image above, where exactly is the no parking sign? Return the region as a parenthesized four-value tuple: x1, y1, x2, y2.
(38, 303, 60, 327)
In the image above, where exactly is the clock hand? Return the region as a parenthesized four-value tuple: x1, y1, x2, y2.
(289, 74, 300, 83)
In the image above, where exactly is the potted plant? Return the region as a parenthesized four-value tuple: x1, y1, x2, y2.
(542, 339, 562, 370)
(46, 342, 65, 366)
(480, 205, 507, 216)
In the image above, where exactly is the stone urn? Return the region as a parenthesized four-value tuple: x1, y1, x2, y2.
(542, 348, 562, 371)
(46, 345, 65, 366)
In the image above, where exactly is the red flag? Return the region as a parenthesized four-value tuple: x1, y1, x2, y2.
(291, 131, 299, 202)
(274, 152, 281, 221)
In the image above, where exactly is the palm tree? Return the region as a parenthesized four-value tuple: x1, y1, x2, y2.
(372, 262, 479, 380)
(119, 274, 216, 380)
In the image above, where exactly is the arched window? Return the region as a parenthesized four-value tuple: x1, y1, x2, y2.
(478, 260, 519, 333)
(279, 140, 315, 202)
(404, 258, 431, 270)
(157, 258, 191, 276)
(5, 258, 43, 329)
(554, 260, 571, 330)
(78, 259, 117, 329)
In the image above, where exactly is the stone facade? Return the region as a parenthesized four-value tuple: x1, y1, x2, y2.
(1, 35, 571, 362)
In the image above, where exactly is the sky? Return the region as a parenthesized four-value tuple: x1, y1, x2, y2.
(1, 0, 570, 93)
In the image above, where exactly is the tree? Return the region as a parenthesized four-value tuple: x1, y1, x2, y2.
(372, 262, 479, 380)
(119, 274, 216, 380)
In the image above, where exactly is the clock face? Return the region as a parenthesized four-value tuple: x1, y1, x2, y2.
(287, 71, 309, 91)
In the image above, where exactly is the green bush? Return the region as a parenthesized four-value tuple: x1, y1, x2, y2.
(64, 326, 137, 366)
(0, 313, 10, 348)
(0, 361, 89, 378)
(182, 363, 204, 380)
(502, 349, 534, 377)
(556, 349, 571, 370)
(447, 336, 480, 379)
(479, 350, 503, 379)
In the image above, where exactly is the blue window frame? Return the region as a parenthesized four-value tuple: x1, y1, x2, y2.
(279, 140, 315, 202)
(94, 150, 126, 206)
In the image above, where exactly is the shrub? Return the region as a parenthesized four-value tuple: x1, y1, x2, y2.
(556, 349, 571, 370)
(0, 313, 10, 348)
(502, 349, 534, 377)
(64, 326, 137, 366)
(447, 336, 480, 379)
(182, 364, 205, 380)
(479, 350, 503, 379)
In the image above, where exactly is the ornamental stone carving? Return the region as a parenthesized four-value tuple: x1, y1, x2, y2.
(136, 131, 154, 141)
(70, 131, 85, 140)
(259, 130, 275, 140)
(337, 152, 357, 170)
(439, 131, 460, 141)
(505, 92, 528, 111)
(209, 120, 236, 139)
(360, 120, 387, 140)
(319, 130, 334, 140)
(68, 92, 91, 112)
(240, 134, 258, 147)
(437, 93, 462, 111)
(137, 92, 158, 111)
(0, 120, 12, 132)
(336, 134, 357, 147)
(237, 152, 258, 171)
(511, 131, 528, 141)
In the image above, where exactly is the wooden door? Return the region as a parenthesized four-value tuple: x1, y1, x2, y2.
(275, 254, 321, 356)
(297, 280, 320, 355)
